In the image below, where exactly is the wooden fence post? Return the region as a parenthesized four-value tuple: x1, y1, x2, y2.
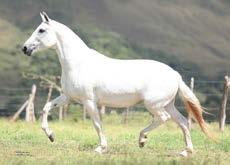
(46, 85, 53, 103)
(101, 106, 105, 115)
(63, 104, 69, 119)
(10, 100, 28, 122)
(219, 76, 229, 131)
(99, 105, 105, 121)
(83, 106, 86, 121)
(58, 91, 63, 121)
(188, 77, 194, 129)
(59, 106, 63, 121)
(57, 88, 69, 121)
(25, 84, 36, 122)
(123, 107, 129, 124)
(37, 85, 54, 121)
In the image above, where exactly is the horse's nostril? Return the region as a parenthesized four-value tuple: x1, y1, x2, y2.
(22, 46, 27, 53)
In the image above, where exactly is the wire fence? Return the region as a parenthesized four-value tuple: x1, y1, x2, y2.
(0, 79, 229, 123)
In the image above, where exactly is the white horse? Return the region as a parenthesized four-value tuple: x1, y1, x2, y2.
(22, 12, 211, 157)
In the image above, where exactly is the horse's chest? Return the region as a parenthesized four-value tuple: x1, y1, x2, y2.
(61, 74, 91, 101)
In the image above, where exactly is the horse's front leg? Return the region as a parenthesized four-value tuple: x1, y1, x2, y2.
(41, 94, 69, 142)
(84, 100, 107, 154)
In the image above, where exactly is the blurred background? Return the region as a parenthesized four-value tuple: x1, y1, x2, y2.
(0, 0, 229, 122)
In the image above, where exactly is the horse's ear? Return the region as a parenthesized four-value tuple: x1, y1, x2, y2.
(40, 11, 50, 23)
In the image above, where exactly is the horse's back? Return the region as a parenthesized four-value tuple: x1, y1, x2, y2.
(89, 51, 181, 108)
(97, 56, 180, 87)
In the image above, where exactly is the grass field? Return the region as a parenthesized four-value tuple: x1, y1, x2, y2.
(0, 113, 229, 165)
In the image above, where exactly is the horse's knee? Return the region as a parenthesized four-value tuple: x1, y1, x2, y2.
(158, 111, 171, 122)
(43, 102, 52, 113)
(41, 122, 48, 131)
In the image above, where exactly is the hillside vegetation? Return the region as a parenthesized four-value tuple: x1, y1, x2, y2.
(0, 0, 229, 77)
(0, 0, 229, 118)
(0, 18, 28, 87)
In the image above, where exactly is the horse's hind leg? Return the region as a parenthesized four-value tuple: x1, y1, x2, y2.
(139, 115, 166, 148)
(139, 102, 171, 148)
(165, 102, 193, 157)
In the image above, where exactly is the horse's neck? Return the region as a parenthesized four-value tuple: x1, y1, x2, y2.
(53, 21, 89, 72)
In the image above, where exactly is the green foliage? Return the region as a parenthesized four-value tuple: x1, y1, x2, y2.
(74, 26, 138, 59)
(24, 50, 61, 76)
(0, 0, 230, 77)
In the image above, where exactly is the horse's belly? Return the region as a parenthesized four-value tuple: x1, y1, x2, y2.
(98, 92, 141, 108)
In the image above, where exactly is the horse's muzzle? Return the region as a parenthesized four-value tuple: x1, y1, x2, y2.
(22, 46, 32, 56)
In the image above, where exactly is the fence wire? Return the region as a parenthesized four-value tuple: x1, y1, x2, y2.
(0, 80, 229, 123)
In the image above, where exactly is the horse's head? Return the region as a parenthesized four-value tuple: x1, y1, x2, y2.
(22, 12, 57, 56)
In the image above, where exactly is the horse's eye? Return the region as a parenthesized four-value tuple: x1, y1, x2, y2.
(38, 29, 45, 33)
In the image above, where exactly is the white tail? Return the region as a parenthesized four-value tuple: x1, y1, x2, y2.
(178, 78, 213, 140)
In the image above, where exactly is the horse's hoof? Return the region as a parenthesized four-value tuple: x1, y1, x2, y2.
(48, 133, 55, 142)
(179, 150, 192, 157)
(95, 146, 107, 154)
(139, 135, 147, 148)
(139, 142, 145, 148)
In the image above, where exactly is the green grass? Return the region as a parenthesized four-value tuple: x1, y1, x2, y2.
(0, 113, 229, 165)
